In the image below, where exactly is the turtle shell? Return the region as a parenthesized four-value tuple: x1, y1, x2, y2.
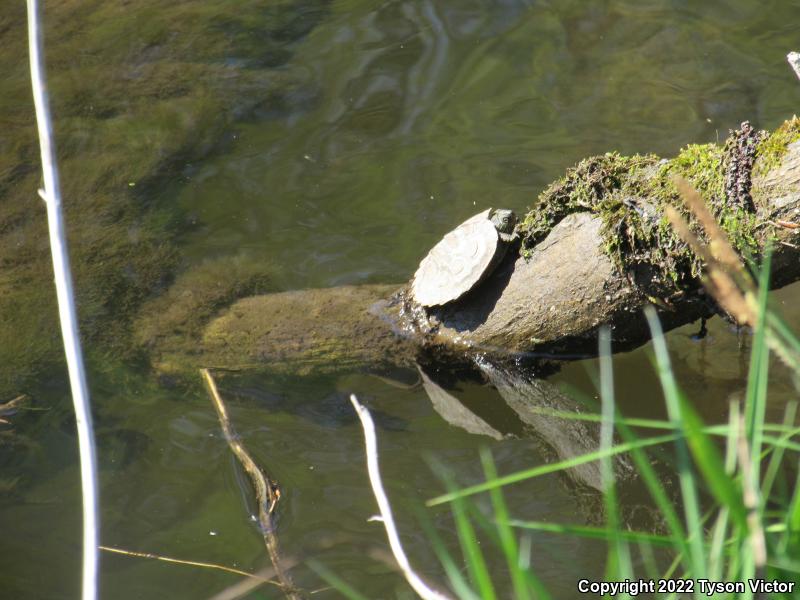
(411, 208, 501, 307)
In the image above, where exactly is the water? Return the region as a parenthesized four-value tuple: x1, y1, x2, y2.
(1, 0, 799, 598)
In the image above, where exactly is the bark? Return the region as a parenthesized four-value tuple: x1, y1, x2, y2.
(419, 139, 800, 355)
(150, 139, 800, 377)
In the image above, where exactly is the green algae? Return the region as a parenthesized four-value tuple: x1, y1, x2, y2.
(0, 0, 329, 396)
(190, 284, 409, 377)
(519, 135, 766, 291)
(133, 255, 276, 363)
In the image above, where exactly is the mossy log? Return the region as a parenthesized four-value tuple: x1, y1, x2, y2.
(149, 123, 800, 377)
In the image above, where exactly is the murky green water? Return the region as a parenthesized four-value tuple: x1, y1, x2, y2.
(2, 0, 800, 598)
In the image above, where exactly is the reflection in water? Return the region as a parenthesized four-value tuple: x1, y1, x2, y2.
(419, 359, 645, 518)
(418, 355, 701, 542)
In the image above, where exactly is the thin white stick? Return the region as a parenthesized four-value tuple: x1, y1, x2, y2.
(349, 395, 451, 600)
(26, 1, 99, 599)
(789, 52, 800, 82)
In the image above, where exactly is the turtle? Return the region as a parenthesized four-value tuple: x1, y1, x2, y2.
(411, 208, 518, 307)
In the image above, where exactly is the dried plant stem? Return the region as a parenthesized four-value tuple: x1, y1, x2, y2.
(672, 177, 751, 280)
(665, 176, 758, 326)
(200, 369, 299, 599)
(206, 564, 298, 600)
(26, 1, 99, 598)
(349, 394, 452, 600)
(99, 545, 282, 587)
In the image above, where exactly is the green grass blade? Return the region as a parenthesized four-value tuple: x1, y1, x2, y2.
(506, 520, 676, 546)
(429, 460, 497, 600)
(784, 469, 800, 553)
(416, 508, 479, 600)
(598, 328, 633, 580)
(461, 499, 553, 600)
(306, 559, 370, 600)
(480, 448, 531, 600)
(707, 507, 730, 583)
(644, 305, 706, 580)
(611, 416, 695, 571)
(636, 541, 661, 582)
(709, 401, 740, 581)
(676, 392, 747, 528)
(451, 494, 496, 599)
(766, 310, 800, 358)
(745, 253, 771, 482)
(759, 434, 800, 453)
(427, 433, 679, 506)
(761, 402, 798, 508)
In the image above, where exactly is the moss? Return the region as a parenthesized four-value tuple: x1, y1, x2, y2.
(753, 116, 800, 178)
(519, 152, 659, 246)
(520, 136, 764, 291)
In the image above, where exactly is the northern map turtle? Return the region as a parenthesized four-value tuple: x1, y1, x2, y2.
(411, 208, 518, 307)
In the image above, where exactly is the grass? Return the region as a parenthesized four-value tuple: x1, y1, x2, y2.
(413, 256, 800, 599)
(319, 181, 800, 598)
(323, 277, 800, 598)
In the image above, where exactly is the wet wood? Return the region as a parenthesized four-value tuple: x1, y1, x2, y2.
(425, 140, 800, 356)
(151, 140, 800, 377)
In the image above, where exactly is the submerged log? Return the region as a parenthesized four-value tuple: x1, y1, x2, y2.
(147, 123, 800, 378)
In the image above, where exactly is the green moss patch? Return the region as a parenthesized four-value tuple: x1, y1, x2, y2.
(753, 116, 800, 178)
(520, 137, 764, 290)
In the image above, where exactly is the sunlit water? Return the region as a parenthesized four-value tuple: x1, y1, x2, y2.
(2, 0, 800, 598)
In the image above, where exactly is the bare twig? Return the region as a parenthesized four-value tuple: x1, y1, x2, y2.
(788, 52, 800, 82)
(200, 369, 298, 599)
(209, 536, 397, 600)
(770, 219, 800, 230)
(207, 565, 296, 600)
(100, 545, 283, 587)
(349, 394, 453, 600)
(26, 1, 99, 598)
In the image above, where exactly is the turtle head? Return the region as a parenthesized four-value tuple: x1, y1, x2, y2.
(490, 209, 518, 240)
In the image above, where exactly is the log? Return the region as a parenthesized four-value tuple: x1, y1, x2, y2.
(149, 284, 419, 377)
(147, 124, 800, 378)
(421, 127, 800, 356)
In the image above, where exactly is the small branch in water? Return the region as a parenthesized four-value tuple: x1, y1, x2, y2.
(349, 394, 453, 600)
(99, 545, 283, 587)
(200, 368, 299, 599)
(210, 535, 399, 600)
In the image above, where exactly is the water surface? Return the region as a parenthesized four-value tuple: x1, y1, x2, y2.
(1, 0, 800, 598)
